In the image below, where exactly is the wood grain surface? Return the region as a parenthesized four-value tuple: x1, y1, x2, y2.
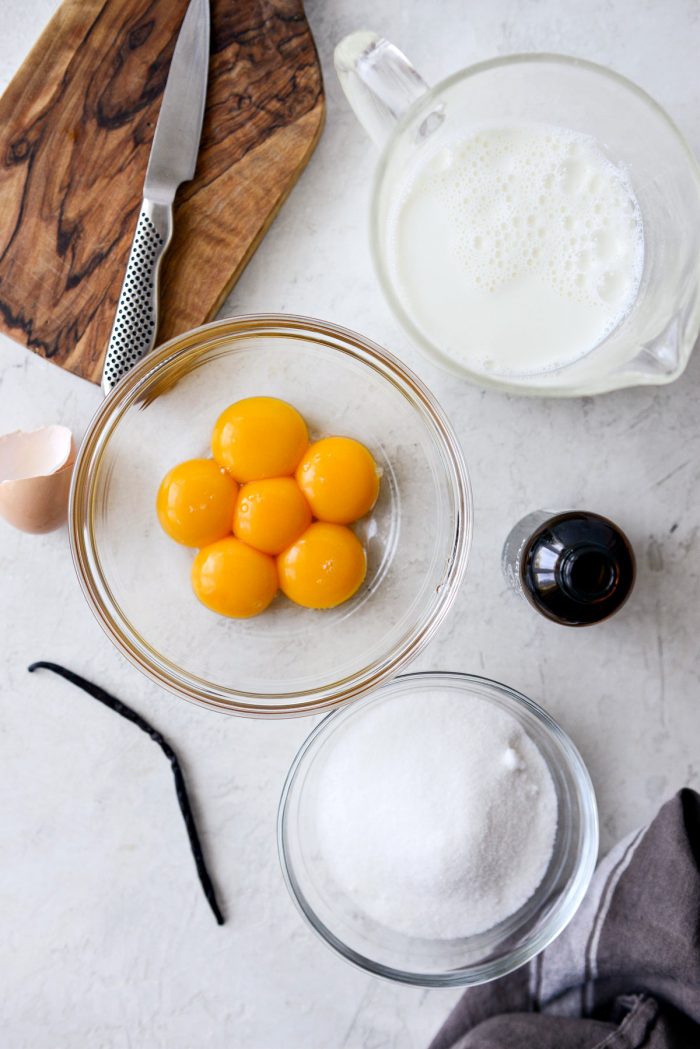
(0, 0, 324, 384)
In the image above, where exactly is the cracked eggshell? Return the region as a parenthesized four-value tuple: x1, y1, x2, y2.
(0, 425, 76, 534)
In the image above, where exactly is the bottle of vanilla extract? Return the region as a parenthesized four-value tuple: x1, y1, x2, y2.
(502, 510, 636, 626)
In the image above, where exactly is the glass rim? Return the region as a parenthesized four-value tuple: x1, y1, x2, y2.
(370, 51, 700, 397)
(277, 670, 599, 986)
(69, 314, 473, 718)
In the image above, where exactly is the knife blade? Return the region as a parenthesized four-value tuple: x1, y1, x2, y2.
(101, 0, 210, 395)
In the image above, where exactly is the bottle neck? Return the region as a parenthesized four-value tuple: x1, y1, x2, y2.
(557, 544, 619, 604)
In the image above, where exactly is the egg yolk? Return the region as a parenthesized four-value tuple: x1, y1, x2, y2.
(156, 459, 238, 548)
(296, 436, 380, 524)
(233, 477, 312, 555)
(212, 397, 308, 483)
(277, 522, 367, 609)
(191, 537, 278, 618)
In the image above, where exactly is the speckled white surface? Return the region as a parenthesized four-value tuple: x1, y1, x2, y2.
(2, 2, 700, 1046)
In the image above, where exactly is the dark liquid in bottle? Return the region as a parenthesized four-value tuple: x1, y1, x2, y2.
(521, 511, 635, 626)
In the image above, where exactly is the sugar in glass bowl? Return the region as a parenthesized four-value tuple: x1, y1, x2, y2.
(70, 316, 471, 717)
(278, 672, 598, 985)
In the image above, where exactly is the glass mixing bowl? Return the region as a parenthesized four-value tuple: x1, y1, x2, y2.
(278, 672, 598, 985)
(70, 316, 471, 717)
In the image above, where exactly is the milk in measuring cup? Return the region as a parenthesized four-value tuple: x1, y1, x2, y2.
(388, 123, 644, 377)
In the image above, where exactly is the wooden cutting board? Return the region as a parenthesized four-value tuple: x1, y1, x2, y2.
(0, 0, 324, 384)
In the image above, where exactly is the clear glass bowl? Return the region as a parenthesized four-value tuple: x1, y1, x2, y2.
(70, 316, 471, 717)
(278, 672, 598, 985)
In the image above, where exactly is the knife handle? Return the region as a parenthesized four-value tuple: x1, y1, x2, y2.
(101, 199, 173, 396)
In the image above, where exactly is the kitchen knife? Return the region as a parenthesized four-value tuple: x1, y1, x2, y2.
(101, 0, 210, 395)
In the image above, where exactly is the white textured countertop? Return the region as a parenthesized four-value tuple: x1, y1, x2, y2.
(2, 2, 700, 1046)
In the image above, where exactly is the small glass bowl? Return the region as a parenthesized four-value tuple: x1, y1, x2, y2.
(70, 316, 471, 717)
(278, 672, 598, 985)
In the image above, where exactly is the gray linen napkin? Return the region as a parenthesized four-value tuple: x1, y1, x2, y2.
(429, 788, 700, 1049)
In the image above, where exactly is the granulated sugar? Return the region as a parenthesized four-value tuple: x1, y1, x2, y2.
(315, 689, 558, 939)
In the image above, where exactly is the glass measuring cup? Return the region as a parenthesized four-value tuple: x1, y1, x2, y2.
(335, 32, 700, 396)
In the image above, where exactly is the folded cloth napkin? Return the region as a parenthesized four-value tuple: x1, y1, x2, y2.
(429, 789, 700, 1049)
